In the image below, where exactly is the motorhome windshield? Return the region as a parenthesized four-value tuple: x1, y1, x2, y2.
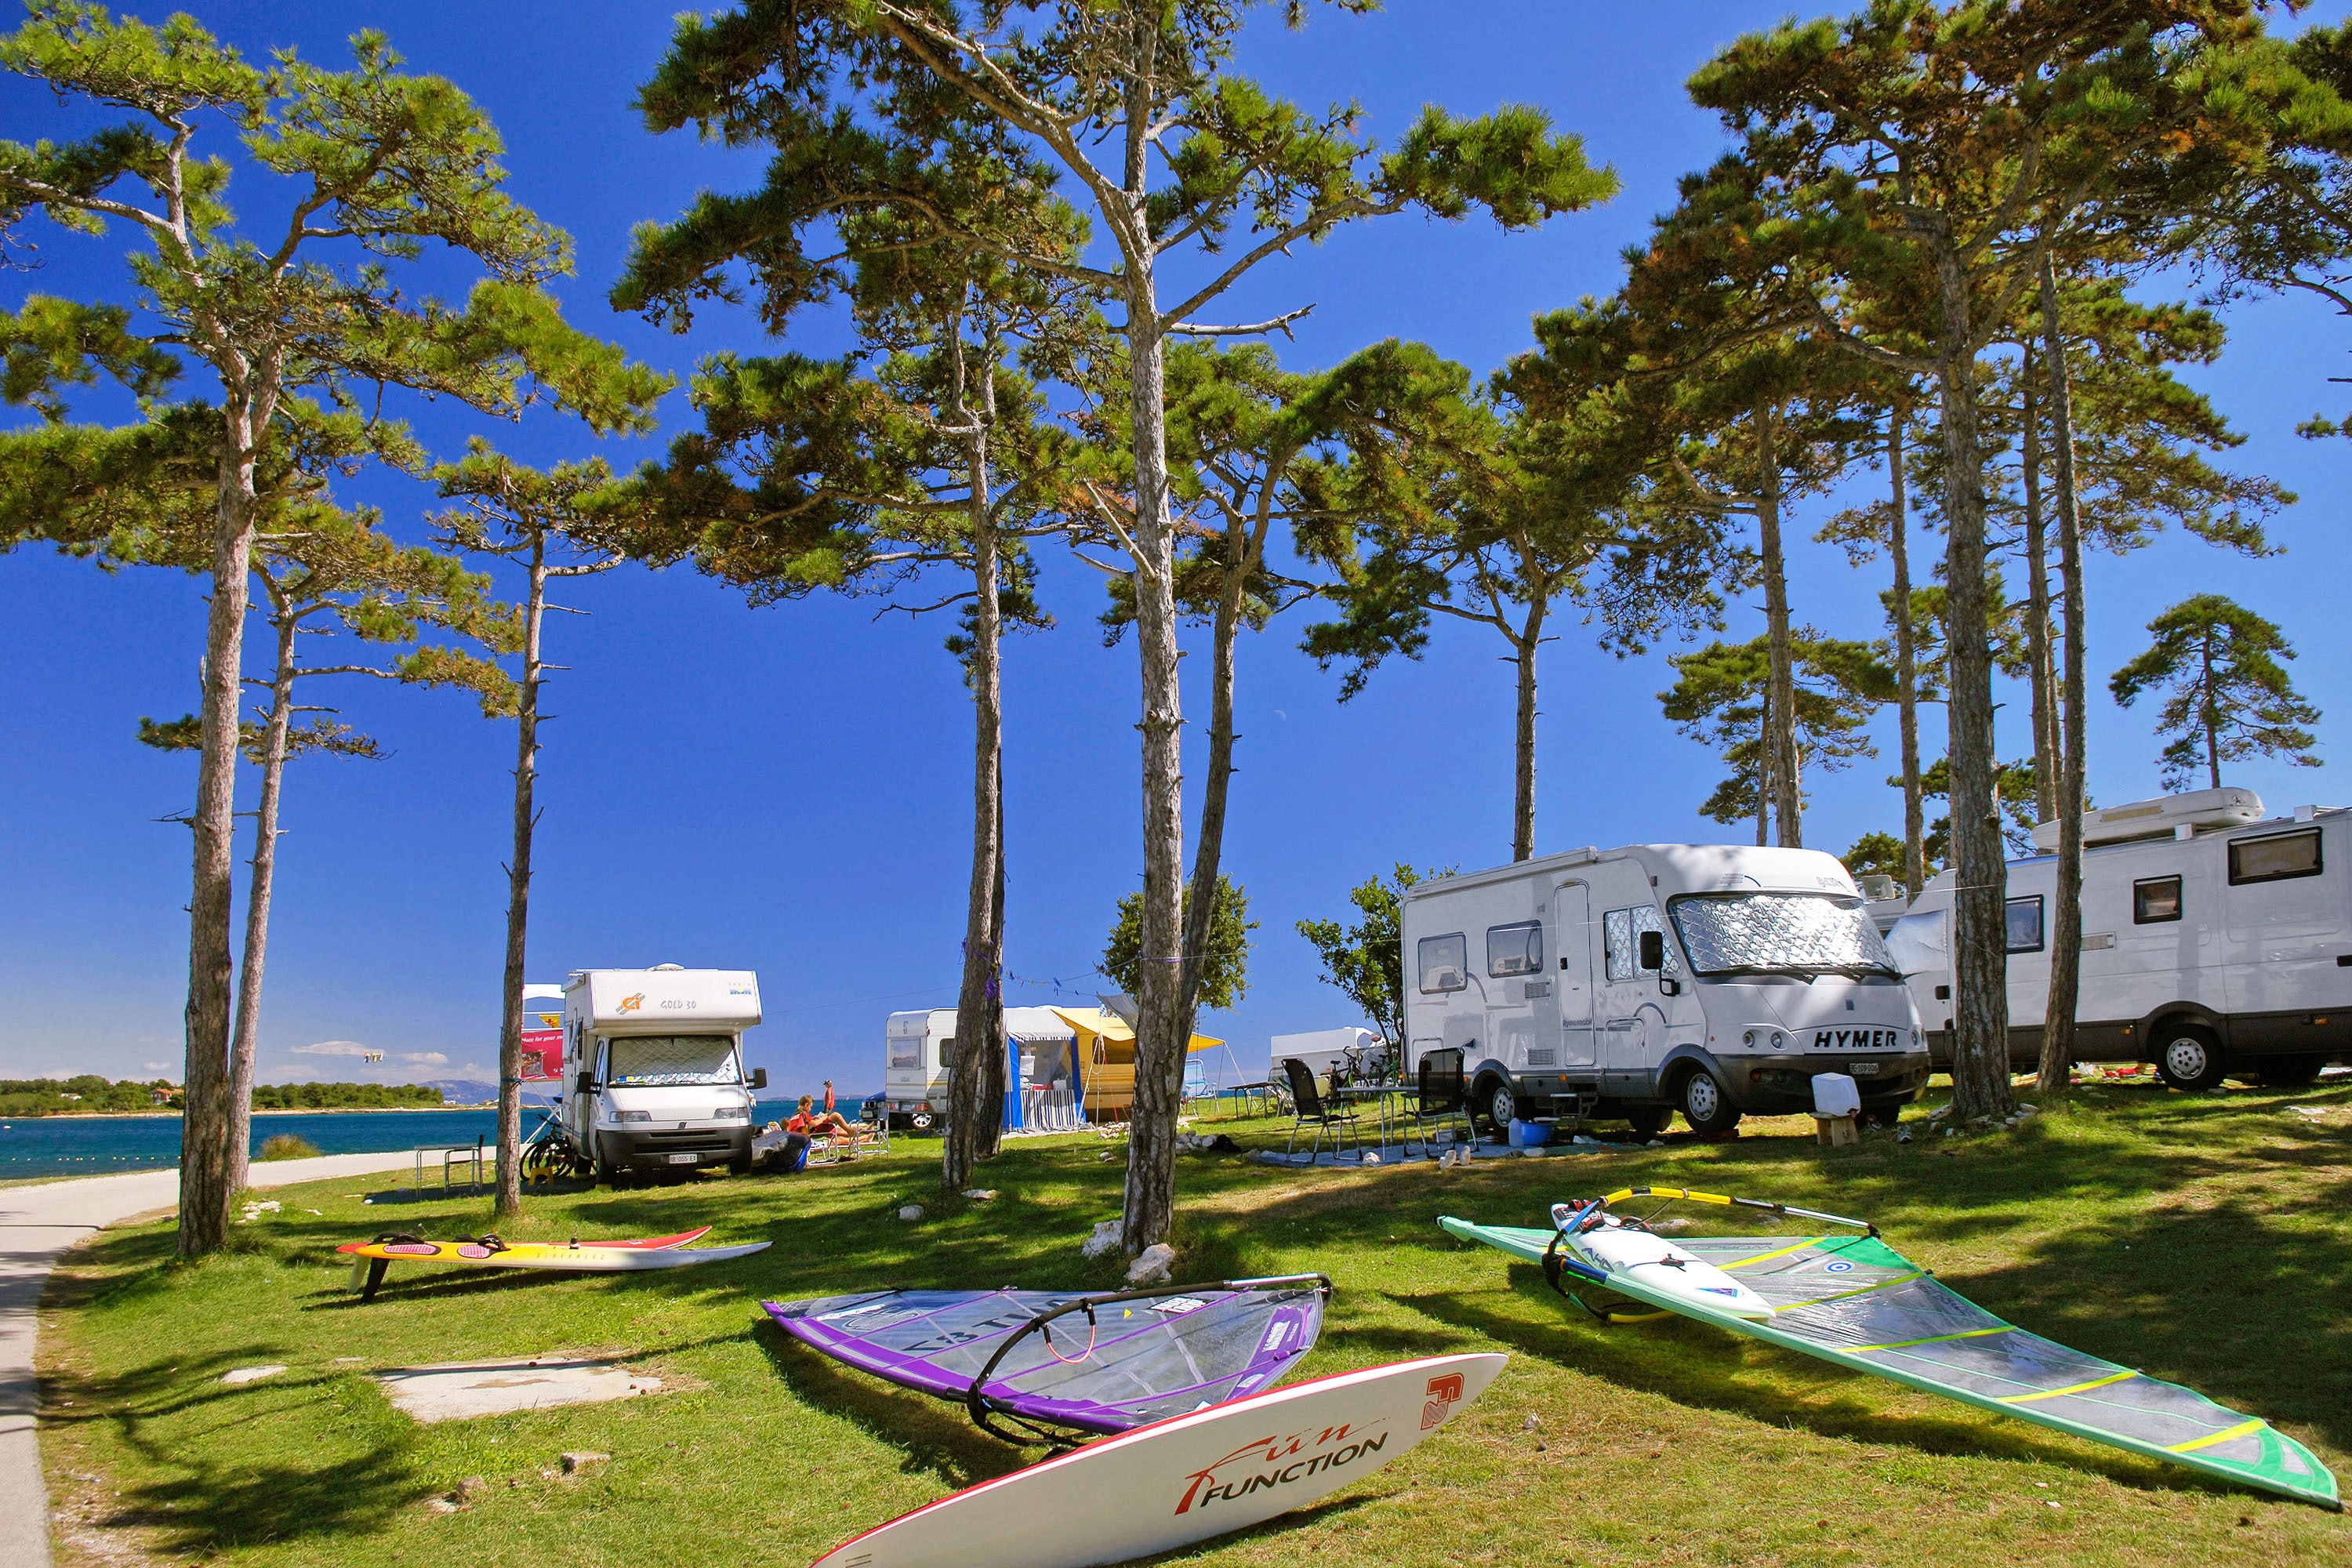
(1668, 892, 1899, 978)
(605, 1035, 740, 1087)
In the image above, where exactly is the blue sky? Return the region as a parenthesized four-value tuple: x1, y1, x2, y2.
(4, 2, 2349, 1098)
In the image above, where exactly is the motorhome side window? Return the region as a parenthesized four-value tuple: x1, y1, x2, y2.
(1604, 906, 1681, 980)
(1417, 934, 1468, 993)
(2005, 896, 2045, 954)
(2228, 828, 2322, 885)
(1486, 921, 1543, 977)
(2133, 876, 2183, 924)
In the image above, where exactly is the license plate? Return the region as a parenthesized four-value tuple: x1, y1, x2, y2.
(667, 1152, 698, 1164)
(1850, 1062, 1881, 1077)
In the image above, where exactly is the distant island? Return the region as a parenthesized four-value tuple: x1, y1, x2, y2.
(0, 1076, 447, 1118)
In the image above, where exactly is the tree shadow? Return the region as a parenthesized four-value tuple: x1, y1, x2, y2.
(752, 1316, 1029, 1493)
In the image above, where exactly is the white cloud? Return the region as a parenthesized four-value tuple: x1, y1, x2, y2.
(142, 1062, 171, 1073)
(292, 1040, 447, 1066)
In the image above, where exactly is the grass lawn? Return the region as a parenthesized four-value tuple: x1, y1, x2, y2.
(35, 1077, 2352, 1566)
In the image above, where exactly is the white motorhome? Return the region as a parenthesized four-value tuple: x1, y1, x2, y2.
(1890, 788, 2350, 1090)
(1399, 844, 1929, 1137)
(881, 1005, 1080, 1131)
(561, 965, 767, 1178)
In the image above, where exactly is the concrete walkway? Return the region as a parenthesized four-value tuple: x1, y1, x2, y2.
(0, 1152, 419, 1568)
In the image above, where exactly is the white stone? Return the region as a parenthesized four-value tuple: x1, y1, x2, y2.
(220, 1365, 285, 1385)
(897, 1204, 924, 1222)
(1080, 1219, 1123, 1260)
(1125, 1243, 1176, 1287)
(374, 1358, 660, 1424)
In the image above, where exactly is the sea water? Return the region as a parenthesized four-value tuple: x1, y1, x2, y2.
(0, 1099, 857, 1181)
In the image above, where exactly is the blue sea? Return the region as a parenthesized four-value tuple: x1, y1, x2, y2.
(0, 1098, 840, 1181)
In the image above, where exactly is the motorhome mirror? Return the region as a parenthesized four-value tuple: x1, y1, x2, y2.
(749, 1067, 768, 1090)
(1660, 977, 1682, 996)
(1639, 930, 1664, 971)
(575, 1071, 594, 1094)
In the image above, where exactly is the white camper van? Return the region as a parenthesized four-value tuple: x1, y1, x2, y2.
(1399, 844, 1929, 1137)
(880, 1005, 1080, 1131)
(561, 965, 767, 1178)
(1891, 788, 2351, 1090)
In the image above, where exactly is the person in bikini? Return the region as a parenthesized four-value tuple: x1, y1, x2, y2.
(788, 1094, 873, 1150)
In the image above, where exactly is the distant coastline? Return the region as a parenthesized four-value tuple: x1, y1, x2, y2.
(1, 1103, 502, 1123)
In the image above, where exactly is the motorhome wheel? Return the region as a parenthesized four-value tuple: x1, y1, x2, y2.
(1480, 1081, 1515, 1135)
(2154, 1025, 2227, 1093)
(1624, 1107, 1670, 1140)
(728, 1152, 753, 1175)
(910, 1109, 935, 1131)
(1677, 1069, 1741, 1135)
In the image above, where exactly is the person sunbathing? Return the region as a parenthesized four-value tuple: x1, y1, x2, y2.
(787, 1094, 874, 1149)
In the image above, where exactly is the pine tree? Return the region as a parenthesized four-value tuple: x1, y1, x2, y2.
(0, 5, 661, 1254)
(622, 2, 1613, 1254)
(2111, 594, 2320, 789)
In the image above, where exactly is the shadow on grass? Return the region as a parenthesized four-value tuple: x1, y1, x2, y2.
(753, 1315, 1028, 1493)
(94, 1443, 422, 1552)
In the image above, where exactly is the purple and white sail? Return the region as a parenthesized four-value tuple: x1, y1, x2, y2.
(764, 1276, 1329, 1439)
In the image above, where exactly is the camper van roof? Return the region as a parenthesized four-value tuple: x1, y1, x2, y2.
(1403, 842, 1858, 900)
(2027, 786, 2271, 852)
(565, 967, 760, 1030)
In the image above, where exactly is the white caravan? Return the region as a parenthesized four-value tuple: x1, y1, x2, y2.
(881, 1005, 1080, 1131)
(561, 965, 766, 1178)
(1890, 788, 2350, 1090)
(1270, 1027, 1388, 1085)
(1399, 844, 1928, 1137)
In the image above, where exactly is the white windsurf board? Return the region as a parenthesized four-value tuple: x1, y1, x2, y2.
(810, 1352, 1507, 1568)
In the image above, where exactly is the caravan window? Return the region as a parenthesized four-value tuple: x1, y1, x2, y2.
(1417, 934, 1468, 993)
(2229, 829, 2322, 886)
(1486, 921, 1544, 977)
(889, 1033, 921, 1070)
(2134, 876, 2183, 924)
(2005, 896, 2045, 954)
(605, 1035, 739, 1087)
(1604, 906, 1683, 981)
(939, 1036, 954, 1069)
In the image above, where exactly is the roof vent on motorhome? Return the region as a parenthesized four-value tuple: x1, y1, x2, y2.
(652, 962, 685, 971)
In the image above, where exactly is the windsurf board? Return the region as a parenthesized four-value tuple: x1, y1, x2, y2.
(810, 1352, 1507, 1568)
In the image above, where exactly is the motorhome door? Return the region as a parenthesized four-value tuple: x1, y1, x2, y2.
(1553, 881, 1595, 1068)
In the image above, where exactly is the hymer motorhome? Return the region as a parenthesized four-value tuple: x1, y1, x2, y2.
(1889, 788, 2351, 1090)
(1399, 843, 1928, 1137)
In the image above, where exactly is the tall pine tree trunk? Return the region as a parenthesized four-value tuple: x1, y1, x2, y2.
(1178, 521, 1250, 1046)
(495, 532, 546, 1216)
(2022, 361, 2057, 826)
(1933, 239, 2013, 1122)
(1889, 407, 1925, 896)
(978, 781, 1007, 1158)
(1755, 401, 1799, 847)
(1510, 586, 1546, 862)
(180, 428, 262, 1259)
(2040, 254, 2088, 1095)
(946, 339, 1002, 1192)
(224, 605, 298, 1200)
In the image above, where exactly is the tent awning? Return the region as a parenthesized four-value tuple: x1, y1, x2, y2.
(1049, 1006, 1221, 1054)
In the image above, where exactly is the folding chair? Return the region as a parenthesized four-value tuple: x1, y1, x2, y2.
(1412, 1047, 1474, 1154)
(1281, 1057, 1363, 1165)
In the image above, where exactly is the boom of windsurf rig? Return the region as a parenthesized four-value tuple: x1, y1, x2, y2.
(967, 1276, 1334, 1446)
(1542, 1187, 1875, 1324)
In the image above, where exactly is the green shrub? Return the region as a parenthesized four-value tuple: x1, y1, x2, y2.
(256, 1133, 321, 1161)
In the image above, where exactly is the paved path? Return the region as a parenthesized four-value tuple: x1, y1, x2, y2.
(0, 1152, 419, 1568)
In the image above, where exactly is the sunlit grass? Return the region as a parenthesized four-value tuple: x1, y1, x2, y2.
(36, 1077, 2352, 1566)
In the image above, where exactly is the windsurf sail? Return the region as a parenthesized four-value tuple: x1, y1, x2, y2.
(1443, 1189, 2338, 1510)
(765, 1276, 1330, 1444)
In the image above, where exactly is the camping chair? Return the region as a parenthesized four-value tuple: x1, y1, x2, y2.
(1412, 1047, 1474, 1155)
(1281, 1057, 1363, 1165)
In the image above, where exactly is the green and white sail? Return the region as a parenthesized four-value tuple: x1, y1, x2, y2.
(1441, 1190, 2337, 1511)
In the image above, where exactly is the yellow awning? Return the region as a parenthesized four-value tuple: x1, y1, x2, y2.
(1049, 1006, 1221, 1054)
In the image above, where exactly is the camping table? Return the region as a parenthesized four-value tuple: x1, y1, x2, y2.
(1330, 1084, 1417, 1150)
(410, 1141, 484, 1199)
